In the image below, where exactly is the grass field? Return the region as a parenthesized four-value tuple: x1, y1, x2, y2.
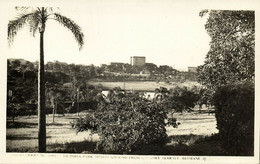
(88, 81, 200, 91)
(6, 109, 219, 154)
(6, 113, 99, 152)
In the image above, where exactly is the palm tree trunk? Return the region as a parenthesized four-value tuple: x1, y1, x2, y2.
(38, 30, 46, 152)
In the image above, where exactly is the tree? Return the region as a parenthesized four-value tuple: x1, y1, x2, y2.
(7, 94, 25, 123)
(158, 65, 173, 75)
(46, 86, 64, 123)
(19, 62, 28, 79)
(167, 86, 198, 113)
(10, 59, 21, 70)
(26, 61, 35, 71)
(70, 84, 86, 116)
(7, 60, 12, 76)
(144, 63, 158, 74)
(72, 89, 169, 154)
(8, 7, 84, 152)
(154, 87, 169, 101)
(198, 10, 254, 90)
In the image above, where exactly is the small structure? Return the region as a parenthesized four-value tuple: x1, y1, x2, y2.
(188, 67, 197, 73)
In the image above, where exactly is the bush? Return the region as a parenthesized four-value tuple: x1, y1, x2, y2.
(7, 103, 37, 120)
(167, 117, 180, 128)
(7, 103, 21, 122)
(168, 86, 198, 113)
(213, 82, 254, 155)
(72, 90, 169, 154)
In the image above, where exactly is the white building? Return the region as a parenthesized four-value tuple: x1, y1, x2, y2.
(130, 56, 146, 66)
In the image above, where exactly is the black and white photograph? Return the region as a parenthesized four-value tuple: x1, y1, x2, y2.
(0, 0, 259, 163)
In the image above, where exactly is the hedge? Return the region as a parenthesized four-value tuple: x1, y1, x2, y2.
(213, 82, 254, 155)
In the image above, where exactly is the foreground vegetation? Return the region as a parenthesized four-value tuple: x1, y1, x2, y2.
(7, 80, 254, 156)
(7, 110, 220, 155)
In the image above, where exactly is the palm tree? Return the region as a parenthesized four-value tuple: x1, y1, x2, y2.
(8, 7, 84, 152)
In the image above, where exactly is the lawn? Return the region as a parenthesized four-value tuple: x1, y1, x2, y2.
(6, 108, 220, 154)
(6, 113, 99, 153)
(88, 81, 200, 91)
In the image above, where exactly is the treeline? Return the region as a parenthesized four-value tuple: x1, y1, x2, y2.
(7, 59, 103, 121)
(7, 61, 210, 122)
(99, 63, 197, 82)
(7, 58, 198, 105)
(8, 59, 198, 83)
(8, 59, 98, 84)
(7, 58, 200, 126)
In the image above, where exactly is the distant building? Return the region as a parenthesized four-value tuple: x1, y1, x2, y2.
(109, 62, 125, 67)
(188, 67, 197, 73)
(130, 56, 146, 66)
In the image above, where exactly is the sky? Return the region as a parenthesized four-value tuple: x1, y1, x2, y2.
(1, 0, 258, 71)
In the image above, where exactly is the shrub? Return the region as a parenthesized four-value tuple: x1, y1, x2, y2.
(168, 86, 198, 113)
(72, 90, 169, 154)
(166, 117, 180, 128)
(213, 82, 254, 155)
(7, 103, 21, 122)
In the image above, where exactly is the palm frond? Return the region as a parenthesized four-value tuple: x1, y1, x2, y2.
(29, 10, 41, 36)
(15, 6, 31, 12)
(8, 11, 39, 45)
(54, 13, 84, 50)
(46, 7, 54, 13)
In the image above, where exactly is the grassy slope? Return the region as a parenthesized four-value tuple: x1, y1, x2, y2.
(6, 114, 99, 153)
(6, 109, 219, 154)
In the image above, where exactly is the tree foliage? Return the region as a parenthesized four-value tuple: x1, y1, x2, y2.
(198, 10, 254, 90)
(197, 87, 213, 110)
(154, 86, 199, 114)
(169, 86, 198, 113)
(72, 88, 169, 154)
(8, 7, 84, 49)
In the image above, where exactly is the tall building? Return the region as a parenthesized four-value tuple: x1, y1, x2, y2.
(130, 56, 146, 66)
